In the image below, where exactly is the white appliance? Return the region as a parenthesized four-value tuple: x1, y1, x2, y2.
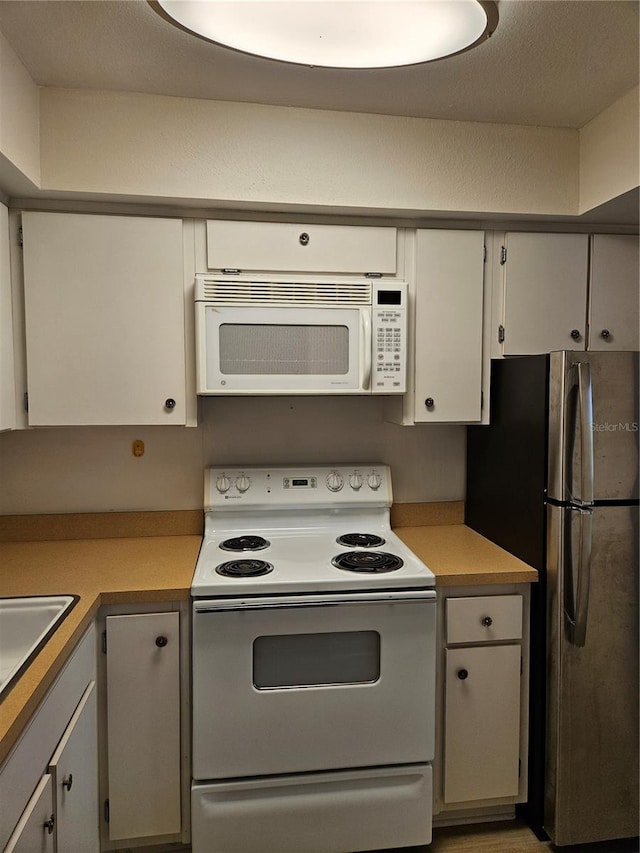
(191, 464, 436, 853)
(195, 275, 408, 394)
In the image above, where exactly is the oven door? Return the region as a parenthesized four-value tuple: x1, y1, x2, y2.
(195, 305, 371, 394)
(192, 590, 436, 780)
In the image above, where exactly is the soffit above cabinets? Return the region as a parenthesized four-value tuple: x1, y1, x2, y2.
(0, 0, 637, 129)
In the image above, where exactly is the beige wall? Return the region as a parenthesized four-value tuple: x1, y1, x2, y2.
(0, 399, 464, 514)
(0, 33, 40, 189)
(579, 86, 640, 214)
(38, 88, 579, 217)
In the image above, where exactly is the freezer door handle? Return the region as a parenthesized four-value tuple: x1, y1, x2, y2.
(568, 361, 595, 505)
(564, 506, 593, 647)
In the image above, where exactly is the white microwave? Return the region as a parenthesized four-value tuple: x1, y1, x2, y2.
(195, 275, 408, 395)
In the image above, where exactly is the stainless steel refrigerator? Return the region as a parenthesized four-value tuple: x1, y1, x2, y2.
(466, 351, 639, 847)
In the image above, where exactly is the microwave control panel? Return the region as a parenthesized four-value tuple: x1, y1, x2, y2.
(372, 283, 407, 393)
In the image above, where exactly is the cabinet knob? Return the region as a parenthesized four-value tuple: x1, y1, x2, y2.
(62, 773, 73, 791)
(570, 329, 581, 341)
(299, 232, 310, 246)
(164, 398, 176, 410)
(425, 397, 435, 410)
(44, 814, 55, 835)
(481, 616, 493, 627)
(600, 329, 611, 340)
(457, 668, 469, 680)
(155, 635, 168, 648)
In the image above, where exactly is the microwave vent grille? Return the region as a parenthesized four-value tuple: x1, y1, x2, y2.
(197, 278, 372, 305)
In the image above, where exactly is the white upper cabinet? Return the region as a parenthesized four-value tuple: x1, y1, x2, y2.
(0, 202, 16, 432)
(21, 212, 190, 426)
(588, 234, 639, 351)
(387, 229, 485, 424)
(499, 233, 589, 355)
(205, 220, 397, 275)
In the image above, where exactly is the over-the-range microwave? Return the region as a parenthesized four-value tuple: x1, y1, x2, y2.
(195, 275, 408, 395)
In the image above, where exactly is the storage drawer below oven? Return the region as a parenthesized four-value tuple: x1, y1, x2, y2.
(191, 764, 432, 853)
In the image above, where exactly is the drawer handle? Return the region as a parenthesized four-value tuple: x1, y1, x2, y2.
(299, 232, 310, 246)
(62, 773, 73, 791)
(481, 616, 493, 627)
(155, 635, 168, 648)
(457, 668, 469, 680)
(44, 814, 55, 835)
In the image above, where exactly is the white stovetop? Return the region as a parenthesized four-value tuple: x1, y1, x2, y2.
(191, 465, 435, 596)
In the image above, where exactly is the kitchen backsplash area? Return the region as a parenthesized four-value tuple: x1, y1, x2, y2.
(0, 396, 465, 515)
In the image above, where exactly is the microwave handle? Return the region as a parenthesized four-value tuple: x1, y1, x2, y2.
(361, 309, 372, 391)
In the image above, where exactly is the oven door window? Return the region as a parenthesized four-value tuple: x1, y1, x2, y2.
(253, 631, 380, 689)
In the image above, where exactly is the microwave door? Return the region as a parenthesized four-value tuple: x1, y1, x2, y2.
(198, 305, 366, 394)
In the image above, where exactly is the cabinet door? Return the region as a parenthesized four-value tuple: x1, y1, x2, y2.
(444, 644, 521, 804)
(0, 201, 16, 431)
(502, 233, 588, 354)
(206, 220, 397, 274)
(22, 212, 186, 425)
(105, 612, 181, 841)
(413, 230, 484, 423)
(588, 234, 639, 351)
(48, 681, 99, 853)
(4, 775, 55, 853)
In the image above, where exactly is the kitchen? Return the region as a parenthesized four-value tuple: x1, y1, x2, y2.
(0, 2, 638, 852)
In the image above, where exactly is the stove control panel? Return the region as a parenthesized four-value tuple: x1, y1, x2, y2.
(206, 464, 392, 509)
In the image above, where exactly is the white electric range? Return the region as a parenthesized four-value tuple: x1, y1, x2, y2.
(191, 464, 436, 853)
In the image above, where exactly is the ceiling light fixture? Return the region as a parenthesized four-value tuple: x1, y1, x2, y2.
(150, 0, 499, 69)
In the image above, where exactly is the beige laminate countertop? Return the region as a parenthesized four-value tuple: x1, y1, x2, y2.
(0, 534, 201, 765)
(394, 524, 538, 587)
(0, 504, 536, 766)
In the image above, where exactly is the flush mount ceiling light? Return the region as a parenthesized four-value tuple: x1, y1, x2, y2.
(150, 0, 499, 69)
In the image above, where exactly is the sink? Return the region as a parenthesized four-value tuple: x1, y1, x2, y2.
(0, 595, 79, 699)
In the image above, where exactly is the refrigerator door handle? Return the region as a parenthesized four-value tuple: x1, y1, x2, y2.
(564, 506, 593, 647)
(575, 361, 595, 505)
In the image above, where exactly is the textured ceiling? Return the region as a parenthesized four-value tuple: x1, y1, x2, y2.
(0, 0, 638, 128)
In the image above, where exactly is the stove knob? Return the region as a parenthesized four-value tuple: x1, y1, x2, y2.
(368, 471, 382, 490)
(326, 471, 344, 492)
(215, 475, 231, 494)
(349, 472, 363, 491)
(235, 474, 251, 493)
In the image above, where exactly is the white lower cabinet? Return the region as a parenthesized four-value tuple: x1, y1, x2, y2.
(4, 775, 55, 853)
(435, 586, 530, 821)
(0, 626, 98, 853)
(444, 644, 521, 803)
(100, 606, 189, 849)
(49, 682, 99, 853)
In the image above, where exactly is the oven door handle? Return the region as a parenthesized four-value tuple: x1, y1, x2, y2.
(194, 589, 436, 613)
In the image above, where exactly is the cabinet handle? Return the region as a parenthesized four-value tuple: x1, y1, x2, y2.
(600, 329, 611, 340)
(481, 616, 493, 627)
(155, 635, 168, 648)
(570, 329, 581, 341)
(424, 397, 435, 410)
(457, 668, 469, 680)
(44, 814, 55, 834)
(299, 232, 310, 246)
(164, 398, 176, 410)
(62, 773, 73, 791)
